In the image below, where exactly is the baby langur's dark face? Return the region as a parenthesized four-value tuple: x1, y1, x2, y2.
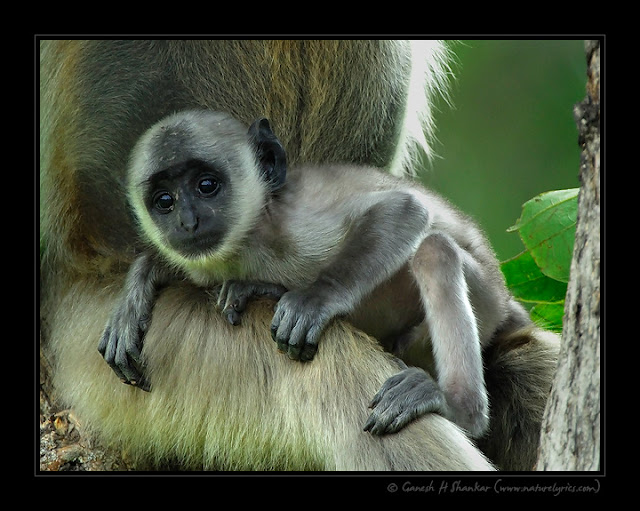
(130, 109, 287, 264)
(145, 158, 232, 259)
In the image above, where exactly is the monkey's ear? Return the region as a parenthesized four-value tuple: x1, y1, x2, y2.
(248, 118, 287, 192)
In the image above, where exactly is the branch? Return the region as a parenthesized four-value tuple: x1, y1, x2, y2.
(536, 39, 601, 471)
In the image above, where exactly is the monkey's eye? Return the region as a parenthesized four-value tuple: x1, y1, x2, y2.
(197, 177, 220, 197)
(153, 192, 175, 213)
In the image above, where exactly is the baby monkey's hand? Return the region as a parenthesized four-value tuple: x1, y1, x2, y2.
(217, 280, 287, 325)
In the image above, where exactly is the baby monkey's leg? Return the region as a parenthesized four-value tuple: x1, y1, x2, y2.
(410, 232, 488, 437)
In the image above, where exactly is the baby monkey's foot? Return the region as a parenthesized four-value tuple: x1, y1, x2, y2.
(364, 367, 448, 435)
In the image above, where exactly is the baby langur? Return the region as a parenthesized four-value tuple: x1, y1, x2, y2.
(99, 109, 511, 438)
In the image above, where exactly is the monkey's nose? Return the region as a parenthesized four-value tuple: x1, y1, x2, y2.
(179, 209, 199, 233)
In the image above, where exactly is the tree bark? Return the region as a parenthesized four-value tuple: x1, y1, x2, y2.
(537, 40, 601, 471)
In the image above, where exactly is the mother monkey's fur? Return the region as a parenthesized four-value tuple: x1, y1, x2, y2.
(39, 40, 558, 470)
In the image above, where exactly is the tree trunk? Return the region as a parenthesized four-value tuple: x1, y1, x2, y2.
(537, 40, 601, 471)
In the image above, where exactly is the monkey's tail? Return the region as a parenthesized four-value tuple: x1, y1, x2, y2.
(477, 324, 560, 470)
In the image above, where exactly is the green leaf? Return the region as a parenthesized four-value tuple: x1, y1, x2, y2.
(501, 188, 579, 332)
(506, 188, 579, 283)
(530, 303, 565, 333)
(501, 250, 567, 304)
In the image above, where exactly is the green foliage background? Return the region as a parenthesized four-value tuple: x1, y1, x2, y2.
(419, 39, 586, 262)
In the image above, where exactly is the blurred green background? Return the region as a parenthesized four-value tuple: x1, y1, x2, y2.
(418, 40, 586, 262)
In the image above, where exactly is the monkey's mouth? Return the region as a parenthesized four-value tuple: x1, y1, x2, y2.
(171, 232, 224, 259)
